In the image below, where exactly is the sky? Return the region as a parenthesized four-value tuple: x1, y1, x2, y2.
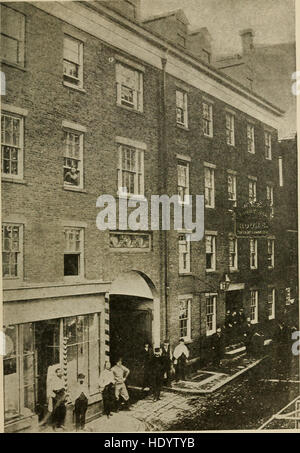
(140, 0, 295, 56)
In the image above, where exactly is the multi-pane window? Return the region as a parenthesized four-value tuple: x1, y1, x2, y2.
(116, 63, 143, 112)
(226, 112, 235, 145)
(264, 131, 272, 160)
(227, 172, 237, 206)
(250, 290, 258, 324)
(204, 165, 215, 208)
(248, 178, 257, 203)
(1, 5, 25, 66)
(63, 129, 84, 188)
(206, 294, 217, 335)
(206, 234, 216, 271)
(267, 239, 275, 268)
(229, 237, 238, 271)
(250, 238, 258, 269)
(179, 233, 191, 274)
(177, 161, 189, 203)
(266, 185, 274, 217)
(117, 144, 144, 196)
(1, 113, 23, 179)
(202, 102, 213, 137)
(247, 124, 255, 153)
(64, 227, 84, 277)
(179, 297, 192, 340)
(176, 90, 188, 127)
(267, 288, 275, 320)
(2, 223, 22, 278)
(63, 35, 83, 88)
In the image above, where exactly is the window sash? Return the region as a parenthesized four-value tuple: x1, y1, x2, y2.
(229, 238, 238, 269)
(63, 130, 84, 188)
(250, 239, 257, 268)
(117, 145, 144, 196)
(116, 63, 143, 111)
(250, 291, 258, 323)
(247, 124, 255, 153)
(64, 227, 84, 278)
(2, 223, 22, 278)
(264, 132, 272, 159)
(228, 174, 237, 203)
(204, 167, 215, 207)
(206, 295, 216, 334)
(226, 113, 235, 145)
(176, 90, 187, 126)
(177, 162, 189, 202)
(267, 239, 274, 267)
(203, 103, 213, 136)
(1, 113, 23, 178)
(63, 35, 83, 86)
(249, 180, 257, 202)
(206, 235, 216, 270)
(1, 5, 25, 65)
(179, 234, 191, 273)
(179, 298, 191, 339)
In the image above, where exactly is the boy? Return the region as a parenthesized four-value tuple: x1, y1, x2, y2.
(73, 373, 89, 431)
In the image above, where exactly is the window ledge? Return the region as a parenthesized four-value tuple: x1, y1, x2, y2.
(205, 205, 215, 210)
(117, 194, 147, 202)
(203, 134, 213, 139)
(176, 123, 189, 131)
(2, 177, 27, 185)
(63, 81, 86, 93)
(63, 186, 87, 194)
(179, 272, 193, 276)
(116, 103, 144, 115)
(205, 270, 217, 274)
(1, 59, 27, 72)
(250, 267, 258, 271)
(229, 269, 239, 273)
(268, 266, 275, 270)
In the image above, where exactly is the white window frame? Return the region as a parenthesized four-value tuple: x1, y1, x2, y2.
(229, 236, 238, 271)
(116, 62, 143, 112)
(247, 124, 255, 154)
(205, 233, 216, 272)
(176, 89, 188, 127)
(204, 164, 215, 208)
(1, 5, 25, 67)
(63, 226, 85, 280)
(179, 295, 192, 341)
(279, 156, 283, 187)
(250, 290, 258, 324)
(268, 288, 275, 320)
(178, 233, 191, 274)
(250, 238, 258, 269)
(63, 122, 85, 190)
(205, 293, 217, 336)
(177, 160, 189, 204)
(226, 112, 235, 146)
(117, 142, 145, 197)
(267, 238, 275, 269)
(227, 171, 237, 207)
(202, 101, 213, 137)
(264, 131, 272, 160)
(63, 34, 84, 89)
(248, 178, 257, 203)
(266, 184, 274, 218)
(2, 222, 23, 280)
(1, 110, 25, 180)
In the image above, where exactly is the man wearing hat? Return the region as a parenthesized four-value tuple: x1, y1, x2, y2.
(73, 373, 89, 431)
(173, 338, 190, 381)
(150, 347, 164, 401)
(161, 339, 172, 386)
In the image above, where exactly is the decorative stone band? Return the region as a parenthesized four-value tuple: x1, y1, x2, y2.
(110, 232, 151, 251)
(104, 293, 110, 358)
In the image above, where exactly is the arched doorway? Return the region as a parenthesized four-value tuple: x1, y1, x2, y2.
(109, 271, 159, 386)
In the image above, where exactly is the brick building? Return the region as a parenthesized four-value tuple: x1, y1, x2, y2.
(1, 0, 295, 432)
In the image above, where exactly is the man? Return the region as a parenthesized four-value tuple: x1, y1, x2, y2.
(225, 309, 233, 345)
(73, 373, 89, 431)
(173, 338, 189, 381)
(150, 347, 164, 401)
(243, 317, 255, 355)
(48, 367, 66, 431)
(111, 357, 130, 411)
(141, 342, 152, 391)
(237, 308, 246, 341)
(211, 327, 225, 368)
(161, 339, 172, 385)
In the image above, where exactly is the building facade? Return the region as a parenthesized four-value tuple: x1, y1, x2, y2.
(1, 0, 296, 432)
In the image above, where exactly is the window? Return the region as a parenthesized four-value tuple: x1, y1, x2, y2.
(267, 238, 275, 268)
(1, 5, 25, 66)
(176, 90, 188, 127)
(2, 223, 23, 279)
(179, 297, 192, 340)
(206, 294, 217, 335)
(206, 234, 216, 271)
(204, 165, 215, 208)
(250, 238, 258, 269)
(202, 102, 213, 137)
(63, 128, 84, 189)
(64, 314, 101, 395)
(250, 290, 258, 324)
(179, 233, 191, 274)
(266, 185, 274, 217)
(177, 34, 186, 48)
(227, 172, 237, 207)
(247, 124, 255, 153)
(63, 35, 83, 88)
(226, 112, 235, 146)
(264, 131, 272, 160)
(248, 178, 257, 203)
(268, 288, 275, 320)
(1, 112, 24, 179)
(116, 63, 143, 112)
(177, 161, 189, 203)
(64, 227, 84, 278)
(229, 237, 238, 271)
(117, 144, 144, 196)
